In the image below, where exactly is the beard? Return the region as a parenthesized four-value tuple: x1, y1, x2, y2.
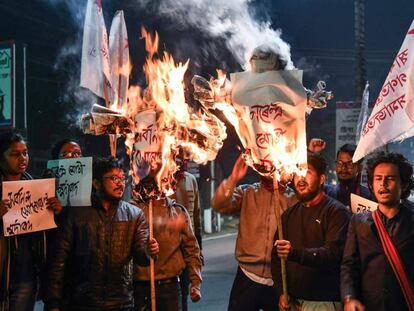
(294, 185, 320, 202)
(337, 175, 358, 184)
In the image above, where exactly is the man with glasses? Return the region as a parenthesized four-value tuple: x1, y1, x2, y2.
(308, 141, 372, 208)
(46, 157, 159, 311)
(326, 144, 373, 208)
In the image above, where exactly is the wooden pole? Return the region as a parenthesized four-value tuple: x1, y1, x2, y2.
(149, 199, 156, 311)
(109, 135, 117, 157)
(103, 78, 117, 157)
(273, 175, 289, 302)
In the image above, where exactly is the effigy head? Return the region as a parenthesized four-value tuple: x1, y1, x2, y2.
(249, 44, 288, 73)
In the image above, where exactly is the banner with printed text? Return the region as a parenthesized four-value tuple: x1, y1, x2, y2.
(2, 178, 56, 236)
(47, 157, 92, 207)
(354, 20, 414, 162)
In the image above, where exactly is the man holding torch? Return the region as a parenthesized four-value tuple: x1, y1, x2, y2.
(132, 175, 202, 311)
(199, 40, 333, 310)
(212, 155, 297, 311)
(273, 153, 351, 311)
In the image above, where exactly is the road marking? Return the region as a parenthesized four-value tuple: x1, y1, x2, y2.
(204, 232, 237, 241)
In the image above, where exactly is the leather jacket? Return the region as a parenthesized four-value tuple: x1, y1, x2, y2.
(46, 198, 150, 310)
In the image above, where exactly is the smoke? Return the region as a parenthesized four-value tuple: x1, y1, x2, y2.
(42, 0, 87, 29)
(295, 57, 330, 87)
(128, 0, 294, 70)
(40, 0, 94, 126)
(41, 0, 294, 127)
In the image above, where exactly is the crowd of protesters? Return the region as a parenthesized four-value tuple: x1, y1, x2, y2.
(0, 129, 413, 311)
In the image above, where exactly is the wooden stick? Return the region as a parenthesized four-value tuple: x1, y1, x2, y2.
(109, 134, 117, 157)
(273, 175, 289, 302)
(149, 199, 156, 311)
(103, 78, 117, 157)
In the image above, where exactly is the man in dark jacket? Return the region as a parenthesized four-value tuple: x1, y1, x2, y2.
(273, 153, 351, 310)
(341, 152, 414, 311)
(325, 144, 372, 208)
(308, 140, 373, 208)
(46, 157, 159, 311)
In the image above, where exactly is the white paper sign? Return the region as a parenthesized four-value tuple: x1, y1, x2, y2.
(2, 178, 56, 236)
(47, 157, 92, 207)
(351, 193, 378, 214)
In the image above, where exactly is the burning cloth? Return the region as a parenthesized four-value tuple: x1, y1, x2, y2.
(229, 69, 308, 177)
(192, 44, 332, 179)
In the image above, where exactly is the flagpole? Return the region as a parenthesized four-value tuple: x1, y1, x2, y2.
(103, 78, 117, 157)
(149, 199, 156, 311)
(273, 174, 289, 302)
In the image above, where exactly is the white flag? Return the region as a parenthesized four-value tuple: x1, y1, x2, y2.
(355, 82, 370, 144)
(353, 20, 414, 162)
(80, 0, 112, 100)
(109, 10, 130, 109)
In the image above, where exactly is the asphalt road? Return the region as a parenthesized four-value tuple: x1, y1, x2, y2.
(189, 233, 237, 311)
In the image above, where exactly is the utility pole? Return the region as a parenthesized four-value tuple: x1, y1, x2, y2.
(355, 0, 366, 100)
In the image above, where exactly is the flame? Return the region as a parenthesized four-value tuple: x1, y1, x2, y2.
(210, 70, 307, 182)
(124, 27, 227, 196)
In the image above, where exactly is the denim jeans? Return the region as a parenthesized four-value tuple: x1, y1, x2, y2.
(134, 281, 182, 311)
(9, 280, 37, 311)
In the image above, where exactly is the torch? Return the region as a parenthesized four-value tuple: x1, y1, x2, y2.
(272, 175, 289, 304)
(148, 199, 156, 311)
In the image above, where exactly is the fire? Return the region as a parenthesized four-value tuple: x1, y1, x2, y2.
(124, 27, 227, 196)
(208, 70, 308, 182)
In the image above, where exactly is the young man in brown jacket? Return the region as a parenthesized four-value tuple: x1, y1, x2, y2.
(133, 177, 202, 311)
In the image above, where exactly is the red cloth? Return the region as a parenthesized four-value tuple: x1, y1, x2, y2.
(372, 209, 414, 311)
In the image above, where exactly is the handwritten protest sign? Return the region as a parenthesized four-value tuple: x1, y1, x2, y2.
(131, 110, 162, 180)
(351, 193, 378, 214)
(2, 178, 56, 236)
(47, 157, 92, 207)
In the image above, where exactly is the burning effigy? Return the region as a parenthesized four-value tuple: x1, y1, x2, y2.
(192, 44, 333, 181)
(81, 26, 227, 198)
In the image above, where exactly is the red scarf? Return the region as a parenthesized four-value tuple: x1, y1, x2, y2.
(372, 209, 414, 310)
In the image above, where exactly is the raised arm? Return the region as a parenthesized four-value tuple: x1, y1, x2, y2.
(211, 155, 247, 214)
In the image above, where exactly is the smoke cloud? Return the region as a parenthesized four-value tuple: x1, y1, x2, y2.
(129, 0, 294, 70)
(41, 0, 294, 126)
